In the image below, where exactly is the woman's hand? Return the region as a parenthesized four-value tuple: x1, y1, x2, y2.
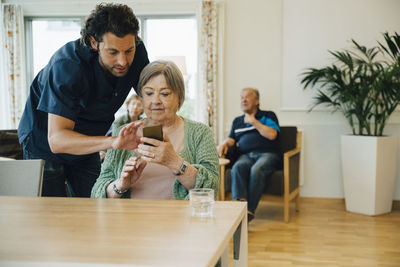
(115, 156, 147, 191)
(111, 121, 144, 150)
(138, 133, 199, 190)
(137, 133, 181, 171)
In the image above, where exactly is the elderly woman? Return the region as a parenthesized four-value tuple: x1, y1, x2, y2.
(112, 94, 144, 131)
(91, 60, 219, 199)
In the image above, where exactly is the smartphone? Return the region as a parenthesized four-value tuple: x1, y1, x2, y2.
(142, 124, 163, 146)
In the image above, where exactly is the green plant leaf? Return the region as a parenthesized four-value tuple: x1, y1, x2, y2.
(300, 32, 400, 136)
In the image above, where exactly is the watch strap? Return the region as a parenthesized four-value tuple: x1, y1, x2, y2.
(174, 160, 188, 176)
(113, 183, 129, 194)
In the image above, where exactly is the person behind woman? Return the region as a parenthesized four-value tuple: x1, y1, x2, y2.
(112, 94, 144, 131)
(100, 95, 143, 161)
(91, 60, 219, 199)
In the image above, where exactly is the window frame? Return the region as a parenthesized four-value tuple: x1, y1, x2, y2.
(24, 14, 199, 121)
(24, 14, 197, 87)
(138, 14, 198, 120)
(138, 14, 196, 45)
(24, 16, 85, 87)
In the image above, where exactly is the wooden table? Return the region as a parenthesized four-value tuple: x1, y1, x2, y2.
(0, 196, 247, 267)
(218, 158, 230, 201)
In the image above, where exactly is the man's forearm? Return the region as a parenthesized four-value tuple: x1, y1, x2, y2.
(48, 129, 114, 155)
(224, 137, 235, 147)
(217, 137, 235, 157)
(253, 121, 277, 140)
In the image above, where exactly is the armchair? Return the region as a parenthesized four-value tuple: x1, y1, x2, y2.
(0, 129, 23, 159)
(222, 126, 302, 223)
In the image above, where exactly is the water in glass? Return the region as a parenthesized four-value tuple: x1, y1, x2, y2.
(189, 188, 214, 217)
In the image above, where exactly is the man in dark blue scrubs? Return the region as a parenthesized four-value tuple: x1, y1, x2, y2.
(18, 3, 149, 197)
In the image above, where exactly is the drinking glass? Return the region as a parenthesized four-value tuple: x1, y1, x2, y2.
(189, 188, 215, 217)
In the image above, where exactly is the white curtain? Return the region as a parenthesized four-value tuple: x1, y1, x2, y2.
(199, 1, 218, 139)
(0, 4, 27, 129)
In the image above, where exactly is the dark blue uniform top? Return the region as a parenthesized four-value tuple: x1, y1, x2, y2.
(18, 39, 149, 164)
(228, 109, 280, 154)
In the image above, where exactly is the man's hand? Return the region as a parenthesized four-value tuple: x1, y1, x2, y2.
(217, 138, 235, 157)
(111, 121, 144, 150)
(48, 114, 144, 155)
(245, 114, 278, 140)
(244, 113, 257, 125)
(217, 143, 229, 157)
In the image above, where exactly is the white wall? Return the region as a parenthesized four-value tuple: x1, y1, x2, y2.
(222, 0, 400, 200)
(282, 0, 400, 110)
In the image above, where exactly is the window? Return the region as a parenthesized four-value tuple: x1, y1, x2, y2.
(25, 15, 199, 122)
(140, 16, 198, 121)
(25, 18, 83, 83)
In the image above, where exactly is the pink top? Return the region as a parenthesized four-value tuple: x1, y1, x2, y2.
(130, 162, 175, 200)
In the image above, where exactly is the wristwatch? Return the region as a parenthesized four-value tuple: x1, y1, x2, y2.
(113, 183, 129, 195)
(174, 160, 188, 176)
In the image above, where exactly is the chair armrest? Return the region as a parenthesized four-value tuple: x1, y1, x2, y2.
(283, 134, 302, 194)
(284, 147, 301, 159)
(0, 130, 23, 160)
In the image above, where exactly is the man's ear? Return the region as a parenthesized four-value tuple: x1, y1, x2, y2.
(89, 36, 98, 51)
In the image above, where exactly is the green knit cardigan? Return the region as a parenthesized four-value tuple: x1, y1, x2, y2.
(90, 118, 219, 199)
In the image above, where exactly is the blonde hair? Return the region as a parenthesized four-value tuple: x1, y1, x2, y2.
(125, 94, 140, 107)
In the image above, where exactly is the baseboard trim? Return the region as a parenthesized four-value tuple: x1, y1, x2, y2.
(259, 196, 400, 211)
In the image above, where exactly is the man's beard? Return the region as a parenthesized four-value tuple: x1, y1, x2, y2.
(98, 54, 130, 78)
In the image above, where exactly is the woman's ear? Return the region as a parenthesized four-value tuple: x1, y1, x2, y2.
(89, 36, 98, 51)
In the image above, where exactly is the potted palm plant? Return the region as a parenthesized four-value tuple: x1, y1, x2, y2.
(301, 32, 400, 215)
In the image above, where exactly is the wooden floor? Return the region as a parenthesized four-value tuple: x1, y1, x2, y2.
(228, 195, 400, 266)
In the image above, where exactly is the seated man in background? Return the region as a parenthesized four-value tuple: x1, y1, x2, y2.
(218, 88, 281, 222)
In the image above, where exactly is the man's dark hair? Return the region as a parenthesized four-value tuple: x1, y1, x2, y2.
(80, 3, 139, 48)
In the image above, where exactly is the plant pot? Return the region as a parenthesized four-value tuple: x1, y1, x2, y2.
(341, 135, 398, 215)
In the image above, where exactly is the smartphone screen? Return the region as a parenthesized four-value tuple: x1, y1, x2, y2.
(142, 124, 163, 146)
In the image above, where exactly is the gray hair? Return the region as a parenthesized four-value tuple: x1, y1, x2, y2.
(242, 87, 260, 109)
(242, 87, 260, 99)
(136, 60, 185, 109)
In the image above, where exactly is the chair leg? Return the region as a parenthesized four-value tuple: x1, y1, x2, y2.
(284, 197, 289, 223)
(295, 194, 300, 212)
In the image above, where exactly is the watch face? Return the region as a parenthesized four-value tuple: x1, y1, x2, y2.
(181, 161, 187, 174)
(175, 161, 187, 176)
